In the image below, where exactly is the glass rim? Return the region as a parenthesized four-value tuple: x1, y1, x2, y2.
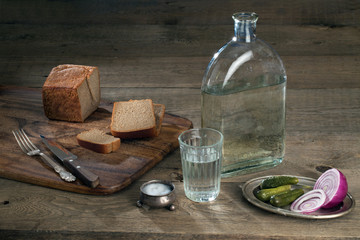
(178, 128, 223, 149)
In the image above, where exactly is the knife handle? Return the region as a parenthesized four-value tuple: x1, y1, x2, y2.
(63, 159, 100, 188)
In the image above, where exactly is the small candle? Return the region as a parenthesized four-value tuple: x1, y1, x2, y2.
(142, 183, 172, 196)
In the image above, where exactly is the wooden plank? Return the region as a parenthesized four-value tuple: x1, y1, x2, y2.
(0, 24, 359, 58)
(0, 56, 359, 89)
(286, 89, 360, 133)
(0, 176, 358, 239)
(0, 0, 359, 26)
(285, 56, 360, 89)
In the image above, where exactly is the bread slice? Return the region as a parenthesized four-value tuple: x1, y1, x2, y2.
(154, 104, 165, 136)
(77, 129, 120, 154)
(110, 99, 157, 139)
(42, 64, 100, 122)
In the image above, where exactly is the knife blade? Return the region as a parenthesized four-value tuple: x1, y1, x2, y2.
(40, 135, 100, 188)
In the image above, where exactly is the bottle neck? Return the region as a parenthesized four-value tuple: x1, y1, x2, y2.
(233, 12, 258, 43)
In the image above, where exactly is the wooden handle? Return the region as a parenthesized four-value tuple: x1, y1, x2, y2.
(63, 159, 100, 188)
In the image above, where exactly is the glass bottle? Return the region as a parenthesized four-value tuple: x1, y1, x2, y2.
(201, 12, 287, 177)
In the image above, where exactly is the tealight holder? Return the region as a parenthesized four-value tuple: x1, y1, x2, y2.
(136, 180, 176, 211)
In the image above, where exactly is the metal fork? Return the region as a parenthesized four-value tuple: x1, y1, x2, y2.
(12, 129, 76, 182)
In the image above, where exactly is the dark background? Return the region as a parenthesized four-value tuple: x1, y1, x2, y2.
(1, 0, 359, 90)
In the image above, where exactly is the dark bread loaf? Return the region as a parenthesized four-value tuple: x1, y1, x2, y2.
(42, 64, 100, 122)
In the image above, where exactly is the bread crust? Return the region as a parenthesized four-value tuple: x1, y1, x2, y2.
(110, 127, 157, 139)
(43, 64, 97, 88)
(76, 130, 121, 154)
(42, 87, 83, 122)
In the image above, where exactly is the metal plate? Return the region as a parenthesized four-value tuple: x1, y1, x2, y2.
(242, 175, 355, 219)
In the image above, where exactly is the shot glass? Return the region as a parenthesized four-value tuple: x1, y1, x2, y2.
(178, 128, 223, 202)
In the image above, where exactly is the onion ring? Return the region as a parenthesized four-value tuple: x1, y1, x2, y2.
(290, 189, 326, 214)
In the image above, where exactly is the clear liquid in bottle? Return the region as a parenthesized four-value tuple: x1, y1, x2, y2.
(201, 12, 287, 177)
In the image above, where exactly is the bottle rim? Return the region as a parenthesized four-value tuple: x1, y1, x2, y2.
(232, 12, 258, 23)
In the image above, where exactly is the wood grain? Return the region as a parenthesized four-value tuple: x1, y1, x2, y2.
(0, 0, 359, 239)
(1, 24, 359, 58)
(1, 56, 359, 89)
(0, 86, 192, 195)
(0, 176, 359, 239)
(1, 0, 359, 26)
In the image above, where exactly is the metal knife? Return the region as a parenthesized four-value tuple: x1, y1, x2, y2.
(40, 135, 100, 188)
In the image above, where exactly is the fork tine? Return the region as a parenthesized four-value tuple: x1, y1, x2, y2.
(20, 129, 38, 151)
(16, 129, 34, 152)
(17, 129, 33, 152)
(12, 130, 28, 154)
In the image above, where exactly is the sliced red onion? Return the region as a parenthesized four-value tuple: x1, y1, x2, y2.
(290, 189, 327, 213)
(313, 168, 348, 208)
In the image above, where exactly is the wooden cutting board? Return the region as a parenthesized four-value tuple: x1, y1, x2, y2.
(0, 86, 192, 195)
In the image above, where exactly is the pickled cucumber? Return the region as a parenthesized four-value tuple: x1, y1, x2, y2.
(260, 176, 299, 189)
(269, 189, 305, 207)
(255, 185, 292, 202)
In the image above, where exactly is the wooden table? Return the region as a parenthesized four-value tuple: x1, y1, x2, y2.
(0, 1, 359, 239)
